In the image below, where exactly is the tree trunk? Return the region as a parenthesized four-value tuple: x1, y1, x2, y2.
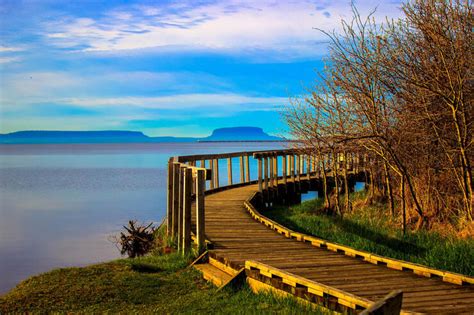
(384, 161, 395, 217)
(320, 152, 331, 210)
(401, 175, 406, 235)
(333, 150, 342, 216)
(344, 151, 351, 213)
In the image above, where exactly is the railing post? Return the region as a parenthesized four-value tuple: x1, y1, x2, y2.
(182, 167, 192, 253)
(355, 153, 360, 174)
(239, 156, 245, 183)
(214, 159, 220, 188)
(166, 159, 173, 236)
(172, 163, 180, 237)
(282, 155, 287, 185)
(190, 161, 196, 195)
(306, 155, 311, 180)
(209, 159, 215, 189)
(196, 169, 206, 252)
(227, 157, 233, 185)
(273, 154, 278, 186)
(296, 155, 301, 182)
(245, 155, 250, 182)
(177, 166, 185, 251)
(269, 155, 274, 189)
(264, 156, 269, 193)
(273, 154, 279, 199)
(258, 157, 263, 193)
(290, 154, 295, 181)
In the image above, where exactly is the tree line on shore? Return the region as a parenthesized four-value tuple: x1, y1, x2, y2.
(285, 0, 472, 232)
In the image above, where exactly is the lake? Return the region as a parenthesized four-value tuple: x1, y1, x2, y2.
(0, 142, 285, 294)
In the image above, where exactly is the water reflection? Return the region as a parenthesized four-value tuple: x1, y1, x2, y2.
(0, 142, 284, 294)
(300, 181, 366, 203)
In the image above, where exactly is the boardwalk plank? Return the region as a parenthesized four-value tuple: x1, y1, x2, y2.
(201, 184, 474, 313)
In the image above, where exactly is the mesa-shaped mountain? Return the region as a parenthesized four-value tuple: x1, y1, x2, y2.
(0, 130, 150, 144)
(200, 127, 282, 141)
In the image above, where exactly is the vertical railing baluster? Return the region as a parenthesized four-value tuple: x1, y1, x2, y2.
(296, 154, 301, 182)
(172, 163, 180, 237)
(190, 160, 196, 195)
(269, 155, 274, 189)
(209, 159, 215, 189)
(182, 167, 192, 253)
(274, 154, 278, 186)
(227, 157, 233, 185)
(273, 154, 278, 199)
(166, 159, 173, 236)
(306, 155, 311, 180)
(240, 156, 245, 183)
(264, 156, 269, 193)
(355, 153, 360, 174)
(290, 153, 295, 183)
(177, 166, 185, 251)
(214, 159, 220, 188)
(196, 168, 205, 252)
(282, 155, 287, 185)
(245, 155, 250, 182)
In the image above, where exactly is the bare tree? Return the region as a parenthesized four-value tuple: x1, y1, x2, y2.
(284, 0, 472, 231)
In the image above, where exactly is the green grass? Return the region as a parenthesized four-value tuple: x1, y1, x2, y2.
(264, 192, 474, 276)
(0, 251, 327, 314)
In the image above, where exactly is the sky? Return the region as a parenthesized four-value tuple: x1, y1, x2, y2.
(0, 0, 403, 137)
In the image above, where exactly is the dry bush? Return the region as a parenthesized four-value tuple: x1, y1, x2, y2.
(118, 221, 155, 258)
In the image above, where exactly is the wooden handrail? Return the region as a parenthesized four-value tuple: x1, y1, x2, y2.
(243, 192, 474, 286)
(245, 260, 373, 311)
(167, 148, 368, 254)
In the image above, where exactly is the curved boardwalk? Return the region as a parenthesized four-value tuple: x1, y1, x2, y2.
(202, 184, 474, 314)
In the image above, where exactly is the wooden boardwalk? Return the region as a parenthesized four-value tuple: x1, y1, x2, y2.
(198, 184, 474, 314)
(168, 149, 474, 314)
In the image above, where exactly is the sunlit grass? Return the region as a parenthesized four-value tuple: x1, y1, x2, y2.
(0, 251, 327, 314)
(265, 193, 474, 276)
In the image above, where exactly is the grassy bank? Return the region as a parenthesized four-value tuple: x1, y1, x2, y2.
(0, 251, 326, 314)
(265, 192, 474, 276)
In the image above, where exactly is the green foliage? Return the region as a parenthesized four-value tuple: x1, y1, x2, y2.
(266, 196, 474, 276)
(0, 252, 326, 314)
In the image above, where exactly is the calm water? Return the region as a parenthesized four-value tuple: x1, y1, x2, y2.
(0, 142, 285, 294)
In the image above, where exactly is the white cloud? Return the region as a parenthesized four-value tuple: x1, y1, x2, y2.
(0, 46, 24, 53)
(0, 45, 25, 64)
(41, 0, 403, 57)
(64, 93, 286, 110)
(0, 70, 232, 106)
(0, 92, 286, 134)
(0, 56, 21, 64)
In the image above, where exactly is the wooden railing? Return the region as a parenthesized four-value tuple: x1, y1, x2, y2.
(166, 148, 369, 253)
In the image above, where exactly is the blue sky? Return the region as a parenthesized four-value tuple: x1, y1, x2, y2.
(0, 0, 402, 137)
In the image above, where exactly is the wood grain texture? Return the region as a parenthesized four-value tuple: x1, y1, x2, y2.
(194, 183, 474, 314)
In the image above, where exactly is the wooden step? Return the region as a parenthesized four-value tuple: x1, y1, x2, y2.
(194, 263, 234, 287)
(209, 257, 240, 276)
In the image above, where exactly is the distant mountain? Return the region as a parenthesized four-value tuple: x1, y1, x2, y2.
(200, 127, 282, 141)
(0, 127, 284, 144)
(0, 130, 150, 144)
